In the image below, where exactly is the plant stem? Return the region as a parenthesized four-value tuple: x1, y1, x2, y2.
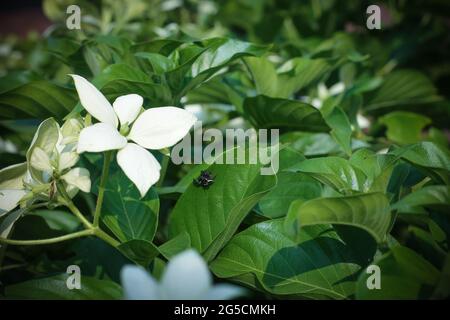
(156, 155, 169, 187)
(94, 151, 112, 227)
(66, 200, 93, 229)
(93, 228, 120, 248)
(57, 181, 93, 229)
(0, 229, 94, 246)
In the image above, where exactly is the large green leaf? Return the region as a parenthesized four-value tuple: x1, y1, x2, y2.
(349, 148, 397, 192)
(391, 142, 450, 184)
(244, 56, 331, 98)
(258, 172, 322, 218)
(379, 111, 431, 144)
(211, 219, 372, 299)
(117, 239, 160, 267)
(0, 80, 76, 120)
(356, 245, 440, 299)
(243, 95, 330, 132)
(166, 38, 268, 100)
(4, 274, 122, 299)
(168, 147, 277, 261)
(364, 70, 441, 113)
(392, 185, 450, 214)
(286, 193, 391, 242)
(323, 106, 352, 156)
(101, 171, 159, 243)
(287, 156, 367, 194)
(94, 63, 173, 105)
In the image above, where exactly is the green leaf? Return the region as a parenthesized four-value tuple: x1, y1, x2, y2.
(168, 146, 277, 261)
(243, 95, 330, 132)
(0, 80, 76, 120)
(158, 231, 191, 259)
(391, 142, 450, 184)
(258, 172, 322, 218)
(244, 56, 331, 98)
(392, 185, 450, 214)
(211, 219, 371, 299)
(30, 210, 80, 233)
(102, 171, 159, 243)
(287, 156, 367, 193)
(117, 239, 160, 267)
(356, 245, 440, 299)
(380, 111, 431, 144)
(135, 52, 176, 74)
(0, 209, 25, 241)
(4, 274, 122, 299)
(167, 38, 268, 100)
(280, 132, 341, 156)
(93, 63, 173, 105)
(286, 193, 391, 242)
(324, 107, 352, 156)
(349, 148, 397, 192)
(365, 70, 441, 113)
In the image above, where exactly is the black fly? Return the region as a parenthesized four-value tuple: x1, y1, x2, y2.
(193, 170, 215, 189)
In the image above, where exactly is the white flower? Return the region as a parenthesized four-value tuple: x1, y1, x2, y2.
(71, 75, 197, 197)
(120, 250, 244, 300)
(0, 163, 28, 217)
(0, 118, 90, 217)
(310, 82, 345, 109)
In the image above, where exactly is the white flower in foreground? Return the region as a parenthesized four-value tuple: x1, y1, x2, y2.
(120, 250, 244, 300)
(71, 75, 197, 197)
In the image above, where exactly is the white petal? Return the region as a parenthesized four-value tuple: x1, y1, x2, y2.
(30, 147, 52, 172)
(128, 107, 197, 150)
(70, 74, 118, 127)
(77, 123, 127, 153)
(121, 265, 160, 300)
(318, 83, 329, 100)
(61, 168, 91, 193)
(58, 151, 79, 171)
(0, 162, 27, 189)
(204, 284, 244, 300)
(113, 94, 143, 126)
(0, 190, 27, 217)
(161, 249, 212, 300)
(116, 143, 161, 197)
(329, 82, 345, 96)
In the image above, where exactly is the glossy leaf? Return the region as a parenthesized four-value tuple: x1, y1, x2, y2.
(380, 111, 431, 144)
(101, 171, 159, 243)
(356, 245, 440, 299)
(287, 156, 367, 193)
(243, 95, 330, 132)
(168, 147, 277, 261)
(4, 274, 122, 299)
(286, 193, 391, 242)
(211, 220, 372, 299)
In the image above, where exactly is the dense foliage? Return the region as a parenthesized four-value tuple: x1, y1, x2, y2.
(0, 0, 449, 300)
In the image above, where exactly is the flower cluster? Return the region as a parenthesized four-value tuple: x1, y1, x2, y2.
(0, 117, 90, 218)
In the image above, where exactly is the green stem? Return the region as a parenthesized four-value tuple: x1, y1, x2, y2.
(0, 229, 94, 246)
(156, 155, 169, 187)
(94, 151, 113, 227)
(66, 200, 93, 230)
(57, 181, 92, 229)
(93, 228, 120, 248)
